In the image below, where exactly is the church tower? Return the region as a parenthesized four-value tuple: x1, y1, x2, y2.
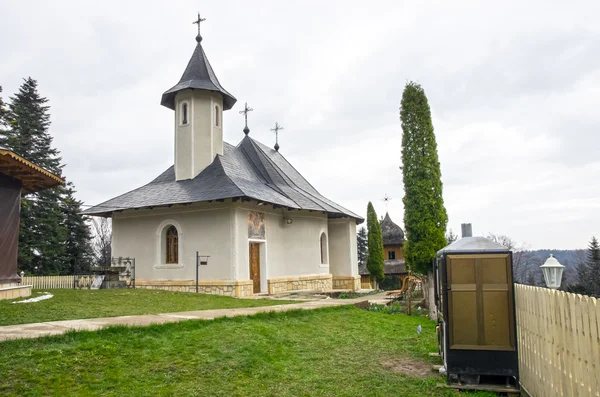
(161, 14, 237, 181)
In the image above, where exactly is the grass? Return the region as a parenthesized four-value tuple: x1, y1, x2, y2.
(0, 306, 498, 396)
(0, 289, 296, 326)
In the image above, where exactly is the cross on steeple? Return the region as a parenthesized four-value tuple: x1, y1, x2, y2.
(193, 12, 206, 42)
(239, 102, 253, 135)
(271, 122, 284, 152)
(382, 194, 392, 211)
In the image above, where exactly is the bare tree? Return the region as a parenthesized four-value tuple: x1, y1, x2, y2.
(446, 229, 458, 245)
(486, 233, 536, 284)
(91, 218, 112, 267)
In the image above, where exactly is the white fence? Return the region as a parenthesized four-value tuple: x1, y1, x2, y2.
(21, 275, 94, 289)
(516, 284, 600, 397)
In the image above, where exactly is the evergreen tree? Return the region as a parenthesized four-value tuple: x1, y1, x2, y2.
(357, 226, 368, 266)
(400, 81, 448, 275)
(62, 182, 94, 274)
(0, 87, 8, 142)
(1, 78, 93, 275)
(366, 202, 385, 284)
(4, 78, 62, 173)
(578, 236, 600, 296)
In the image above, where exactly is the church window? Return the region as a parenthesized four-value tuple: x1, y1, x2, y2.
(388, 251, 396, 260)
(166, 226, 179, 263)
(320, 232, 328, 264)
(215, 105, 220, 127)
(181, 103, 188, 125)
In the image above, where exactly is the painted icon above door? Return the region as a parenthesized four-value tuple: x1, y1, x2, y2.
(248, 211, 265, 239)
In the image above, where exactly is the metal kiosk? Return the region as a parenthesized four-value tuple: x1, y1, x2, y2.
(434, 236, 519, 391)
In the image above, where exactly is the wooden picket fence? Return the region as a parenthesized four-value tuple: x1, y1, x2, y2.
(21, 275, 94, 290)
(516, 284, 600, 397)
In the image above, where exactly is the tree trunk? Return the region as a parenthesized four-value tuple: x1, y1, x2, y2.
(425, 271, 438, 321)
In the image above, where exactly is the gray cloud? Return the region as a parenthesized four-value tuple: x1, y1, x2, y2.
(1, 0, 598, 249)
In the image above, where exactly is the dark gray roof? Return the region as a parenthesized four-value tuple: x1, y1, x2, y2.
(437, 236, 508, 255)
(358, 260, 407, 276)
(381, 212, 404, 245)
(161, 37, 236, 110)
(83, 136, 363, 223)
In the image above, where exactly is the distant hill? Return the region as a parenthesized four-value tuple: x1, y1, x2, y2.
(515, 249, 586, 290)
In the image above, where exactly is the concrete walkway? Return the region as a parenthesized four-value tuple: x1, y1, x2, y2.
(0, 293, 388, 342)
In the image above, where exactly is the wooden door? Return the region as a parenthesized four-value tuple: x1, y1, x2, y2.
(249, 243, 261, 293)
(447, 254, 515, 351)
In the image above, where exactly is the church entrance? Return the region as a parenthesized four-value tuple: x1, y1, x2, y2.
(249, 243, 261, 293)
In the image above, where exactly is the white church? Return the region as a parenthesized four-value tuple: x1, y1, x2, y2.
(85, 18, 363, 297)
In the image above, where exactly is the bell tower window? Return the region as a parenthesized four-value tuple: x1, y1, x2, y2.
(181, 102, 188, 125)
(215, 105, 220, 127)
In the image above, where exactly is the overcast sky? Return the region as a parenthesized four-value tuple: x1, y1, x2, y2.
(2, 1, 599, 249)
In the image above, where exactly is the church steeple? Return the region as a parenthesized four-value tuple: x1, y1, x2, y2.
(161, 14, 237, 181)
(160, 14, 236, 110)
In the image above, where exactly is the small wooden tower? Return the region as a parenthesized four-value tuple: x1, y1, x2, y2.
(434, 225, 519, 390)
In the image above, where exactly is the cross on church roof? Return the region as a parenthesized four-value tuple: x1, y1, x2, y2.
(239, 102, 253, 135)
(193, 12, 206, 42)
(271, 122, 284, 152)
(382, 194, 392, 211)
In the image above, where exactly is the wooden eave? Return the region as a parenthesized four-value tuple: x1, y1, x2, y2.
(0, 149, 65, 193)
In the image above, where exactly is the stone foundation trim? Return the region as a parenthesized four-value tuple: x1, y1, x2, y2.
(267, 274, 333, 294)
(135, 280, 254, 297)
(0, 284, 32, 301)
(332, 275, 361, 292)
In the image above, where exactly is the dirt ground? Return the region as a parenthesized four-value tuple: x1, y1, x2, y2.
(381, 358, 434, 378)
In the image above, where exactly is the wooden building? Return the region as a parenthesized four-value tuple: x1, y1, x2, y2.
(359, 212, 407, 289)
(434, 235, 519, 390)
(0, 146, 64, 300)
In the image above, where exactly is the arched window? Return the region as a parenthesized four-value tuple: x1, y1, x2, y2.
(214, 105, 220, 127)
(181, 103, 188, 125)
(320, 232, 328, 264)
(166, 226, 179, 264)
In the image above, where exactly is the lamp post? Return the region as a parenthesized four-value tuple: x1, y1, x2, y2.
(540, 254, 564, 289)
(195, 252, 210, 293)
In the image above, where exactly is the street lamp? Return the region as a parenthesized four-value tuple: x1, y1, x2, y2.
(196, 253, 210, 293)
(540, 254, 564, 289)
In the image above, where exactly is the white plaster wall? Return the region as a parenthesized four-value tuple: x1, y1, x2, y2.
(111, 205, 232, 282)
(234, 205, 330, 282)
(174, 90, 223, 181)
(328, 219, 358, 277)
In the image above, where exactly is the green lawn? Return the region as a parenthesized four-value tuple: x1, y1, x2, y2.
(0, 306, 497, 396)
(0, 289, 295, 326)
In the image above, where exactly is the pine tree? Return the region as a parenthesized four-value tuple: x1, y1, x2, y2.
(1, 78, 73, 274)
(357, 226, 368, 266)
(0, 87, 8, 142)
(400, 81, 448, 275)
(578, 236, 600, 296)
(366, 202, 385, 284)
(4, 78, 62, 173)
(62, 182, 94, 274)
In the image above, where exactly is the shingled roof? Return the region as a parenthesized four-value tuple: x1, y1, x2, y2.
(160, 36, 236, 111)
(83, 136, 363, 223)
(381, 212, 404, 245)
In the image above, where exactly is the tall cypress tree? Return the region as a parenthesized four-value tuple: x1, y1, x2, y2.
(366, 202, 385, 284)
(357, 226, 368, 266)
(400, 81, 448, 275)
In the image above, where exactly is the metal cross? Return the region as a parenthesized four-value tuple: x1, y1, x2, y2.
(193, 12, 206, 39)
(382, 194, 392, 211)
(271, 122, 284, 151)
(239, 102, 253, 135)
